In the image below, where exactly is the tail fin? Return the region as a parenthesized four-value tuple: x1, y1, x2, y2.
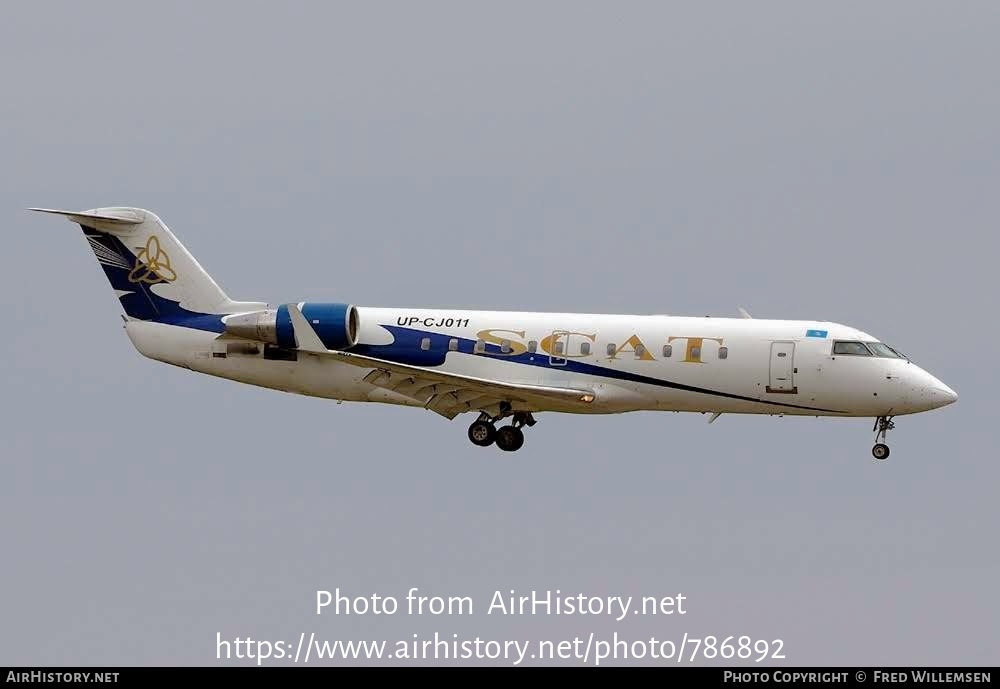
(30, 207, 266, 325)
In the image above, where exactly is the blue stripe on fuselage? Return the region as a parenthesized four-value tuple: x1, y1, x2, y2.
(353, 325, 843, 414)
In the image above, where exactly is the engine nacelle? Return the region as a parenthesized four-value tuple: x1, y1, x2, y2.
(224, 303, 360, 350)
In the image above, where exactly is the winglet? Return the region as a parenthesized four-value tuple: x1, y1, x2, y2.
(27, 207, 144, 225)
(286, 303, 328, 352)
(738, 306, 752, 319)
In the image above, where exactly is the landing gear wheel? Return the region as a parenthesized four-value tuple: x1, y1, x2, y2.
(871, 416, 895, 460)
(468, 420, 496, 447)
(495, 425, 525, 452)
(872, 443, 890, 461)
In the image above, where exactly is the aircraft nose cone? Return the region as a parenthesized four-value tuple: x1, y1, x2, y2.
(929, 383, 958, 407)
(913, 369, 958, 410)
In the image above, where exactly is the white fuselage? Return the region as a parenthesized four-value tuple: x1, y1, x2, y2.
(124, 307, 957, 419)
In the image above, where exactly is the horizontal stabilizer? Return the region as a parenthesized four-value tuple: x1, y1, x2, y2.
(27, 207, 144, 226)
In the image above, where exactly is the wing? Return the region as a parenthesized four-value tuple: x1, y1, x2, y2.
(285, 304, 596, 419)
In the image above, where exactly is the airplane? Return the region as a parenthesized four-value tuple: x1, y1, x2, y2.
(30, 206, 958, 459)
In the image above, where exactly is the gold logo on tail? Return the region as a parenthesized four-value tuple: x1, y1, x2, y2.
(128, 236, 177, 284)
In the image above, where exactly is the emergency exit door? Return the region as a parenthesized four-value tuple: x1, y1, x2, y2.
(767, 341, 797, 394)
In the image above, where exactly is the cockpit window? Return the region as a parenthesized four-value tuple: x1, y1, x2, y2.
(832, 341, 872, 356)
(866, 342, 902, 358)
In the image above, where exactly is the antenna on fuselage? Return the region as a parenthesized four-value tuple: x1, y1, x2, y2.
(738, 306, 753, 319)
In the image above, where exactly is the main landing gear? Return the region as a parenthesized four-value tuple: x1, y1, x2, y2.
(872, 415, 895, 460)
(467, 405, 536, 452)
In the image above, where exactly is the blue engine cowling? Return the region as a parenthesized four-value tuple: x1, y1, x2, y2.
(276, 303, 359, 350)
(223, 303, 360, 350)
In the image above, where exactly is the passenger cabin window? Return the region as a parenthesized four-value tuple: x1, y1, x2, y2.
(580, 342, 591, 356)
(690, 346, 700, 359)
(635, 344, 646, 358)
(553, 341, 564, 355)
(420, 337, 431, 351)
(474, 339, 486, 354)
(527, 340, 537, 353)
(832, 341, 872, 356)
(718, 346, 728, 359)
(448, 338, 458, 351)
(500, 339, 512, 354)
(606, 343, 616, 356)
(662, 344, 673, 358)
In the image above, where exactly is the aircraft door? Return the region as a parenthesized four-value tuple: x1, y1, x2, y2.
(767, 341, 797, 393)
(548, 330, 569, 366)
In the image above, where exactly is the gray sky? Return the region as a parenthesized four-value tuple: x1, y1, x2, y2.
(1, 1, 997, 666)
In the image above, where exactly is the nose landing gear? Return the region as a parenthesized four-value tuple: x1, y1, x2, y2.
(872, 416, 895, 460)
(467, 409, 535, 452)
